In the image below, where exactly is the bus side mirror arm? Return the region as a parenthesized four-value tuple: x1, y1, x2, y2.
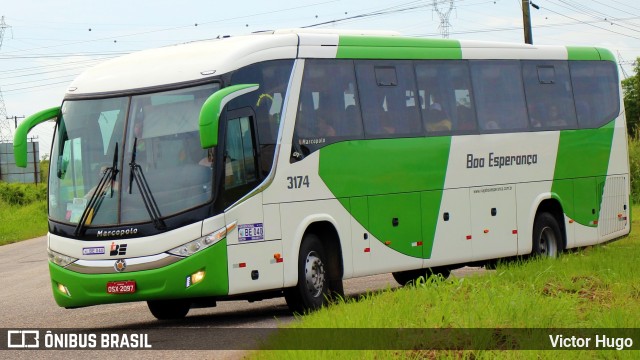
(199, 84, 259, 148)
(13, 107, 61, 168)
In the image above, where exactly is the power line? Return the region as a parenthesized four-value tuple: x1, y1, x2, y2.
(0, 1, 343, 56)
(540, 4, 640, 41)
(0, 16, 12, 143)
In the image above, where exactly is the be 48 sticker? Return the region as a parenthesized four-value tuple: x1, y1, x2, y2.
(238, 223, 264, 242)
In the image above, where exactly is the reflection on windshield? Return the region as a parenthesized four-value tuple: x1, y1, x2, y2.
(48, 83, 219, 227)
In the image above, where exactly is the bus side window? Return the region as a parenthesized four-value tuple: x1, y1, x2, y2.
(522, 61, 577, 130)
(470, 60, 528, 132)
(294, 59, 364, 155)
(356, 60, 422, 138)
(229, 60, 294, 176)
(570, 61, 620, 129)
(415, 60, 477, 134)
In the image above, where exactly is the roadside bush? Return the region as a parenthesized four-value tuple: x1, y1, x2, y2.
(0, 182, 47, 206)
(630, 137, 640, 204)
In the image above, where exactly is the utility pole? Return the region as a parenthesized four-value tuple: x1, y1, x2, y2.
(0, 16, 12, 143)
(522, 0, 533, 44)
(7, 115, 25, 129)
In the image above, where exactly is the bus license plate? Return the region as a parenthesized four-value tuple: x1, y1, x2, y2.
(107, 280, 136, 294)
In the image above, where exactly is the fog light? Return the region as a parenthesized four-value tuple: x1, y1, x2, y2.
(191, 270, 205, 285)
(57, 282, 71, 296)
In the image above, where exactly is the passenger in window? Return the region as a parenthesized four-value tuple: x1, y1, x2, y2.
(426, 101, 452, 132)
(317, 115, 337, 137)
(457, 104, 475, 131)
(484, 120, 500, 130)
(380, 113, 396, 134)
(528, 103, 542, 128)
(547, 105, 567, 127)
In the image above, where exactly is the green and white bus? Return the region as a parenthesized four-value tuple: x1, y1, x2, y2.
(15, 29, 629, 319)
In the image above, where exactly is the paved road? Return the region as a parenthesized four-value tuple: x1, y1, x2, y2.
(0, 236, 484, 359)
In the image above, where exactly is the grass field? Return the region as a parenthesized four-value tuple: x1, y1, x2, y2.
(0, 182, 48, 245)
(248, 207, 640, 359)
(0, 198, 48, 245)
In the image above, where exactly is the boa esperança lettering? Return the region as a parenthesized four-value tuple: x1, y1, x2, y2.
(467, 152, 538, 169)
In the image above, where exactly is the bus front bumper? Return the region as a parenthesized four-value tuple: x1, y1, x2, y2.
(49, 240, 229, 308)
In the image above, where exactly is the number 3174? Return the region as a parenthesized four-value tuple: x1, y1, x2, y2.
(287, 175, 310, 189)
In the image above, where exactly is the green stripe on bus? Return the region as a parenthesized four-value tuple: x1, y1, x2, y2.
(596, 48, 616, 62)
(567, 46, 602, 61)
(319, 137, 451, 258)
(337, 36, 462, 60)
(551, 121, 615, 226)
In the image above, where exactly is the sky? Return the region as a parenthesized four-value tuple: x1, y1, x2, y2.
(1, 0, 640, 156)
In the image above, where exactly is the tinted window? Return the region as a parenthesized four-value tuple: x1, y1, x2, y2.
(470, 61, 528, 131)
(355, 61, 422, 138)
(230, 60, 293, 175)
(225, 116, 257, 189)
(523, 61, 577, 129)
(415, 60, 477, 134)
(570, 61, 620, 128)
(294, 59, 364, 153)
(230, 60, 293, 144)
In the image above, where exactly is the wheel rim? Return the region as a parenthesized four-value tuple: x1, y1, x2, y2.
(539, 226, 558, 257)
(304, 250, 325, 298)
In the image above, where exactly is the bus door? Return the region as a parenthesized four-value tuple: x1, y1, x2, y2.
(469, 185, 518, 260)
(222, 111, 284, 294)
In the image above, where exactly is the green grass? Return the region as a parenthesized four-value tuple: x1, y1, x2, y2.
(249, 208, 640, 359)
(0, 198, 48, 245)
(0, 182, 48, 245)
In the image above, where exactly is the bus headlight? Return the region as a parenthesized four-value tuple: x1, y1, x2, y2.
(48, 249, 78, 267)
(168, 221, 236, 257)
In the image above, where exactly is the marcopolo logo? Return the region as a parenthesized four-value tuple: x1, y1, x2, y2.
(97, 227, 139, 238)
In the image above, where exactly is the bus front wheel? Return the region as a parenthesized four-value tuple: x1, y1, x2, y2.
(532, 212, 562, 258)
(284, 234, 329, 313)
(147, 299, 191, 320)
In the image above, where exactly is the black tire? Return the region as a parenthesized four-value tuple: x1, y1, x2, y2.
(284, 234, 330, 313)
(392, 266, 451, 286)
(147, 299, 191, 320)
(532, 212, 562, 258)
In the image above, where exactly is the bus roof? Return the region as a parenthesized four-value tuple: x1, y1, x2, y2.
(66, 29, 615, 96)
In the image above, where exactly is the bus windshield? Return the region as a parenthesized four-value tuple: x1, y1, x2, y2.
(49, 83, 220, 227)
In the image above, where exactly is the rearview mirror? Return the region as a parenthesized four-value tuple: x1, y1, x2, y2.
(199, 84, 259, 148)
(13, 107, 60, 168)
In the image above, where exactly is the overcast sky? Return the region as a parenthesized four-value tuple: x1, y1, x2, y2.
(1, 0, 639, 156)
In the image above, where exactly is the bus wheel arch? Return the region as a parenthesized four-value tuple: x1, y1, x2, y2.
(284, 221, 344, 313)
(532, 199, 566, 257)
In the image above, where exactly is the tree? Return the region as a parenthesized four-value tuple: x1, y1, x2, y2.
(622, 57, 640, 138)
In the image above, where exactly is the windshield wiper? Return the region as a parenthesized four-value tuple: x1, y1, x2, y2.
(74, 143, 119, 237)
(128, 138, 166, 230)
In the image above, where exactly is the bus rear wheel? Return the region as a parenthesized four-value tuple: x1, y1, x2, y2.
(284, 234, 329, 314)
(392, 266, 450, 286)
(147, 299, 191, 320)
(532, 212, 562, 258)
